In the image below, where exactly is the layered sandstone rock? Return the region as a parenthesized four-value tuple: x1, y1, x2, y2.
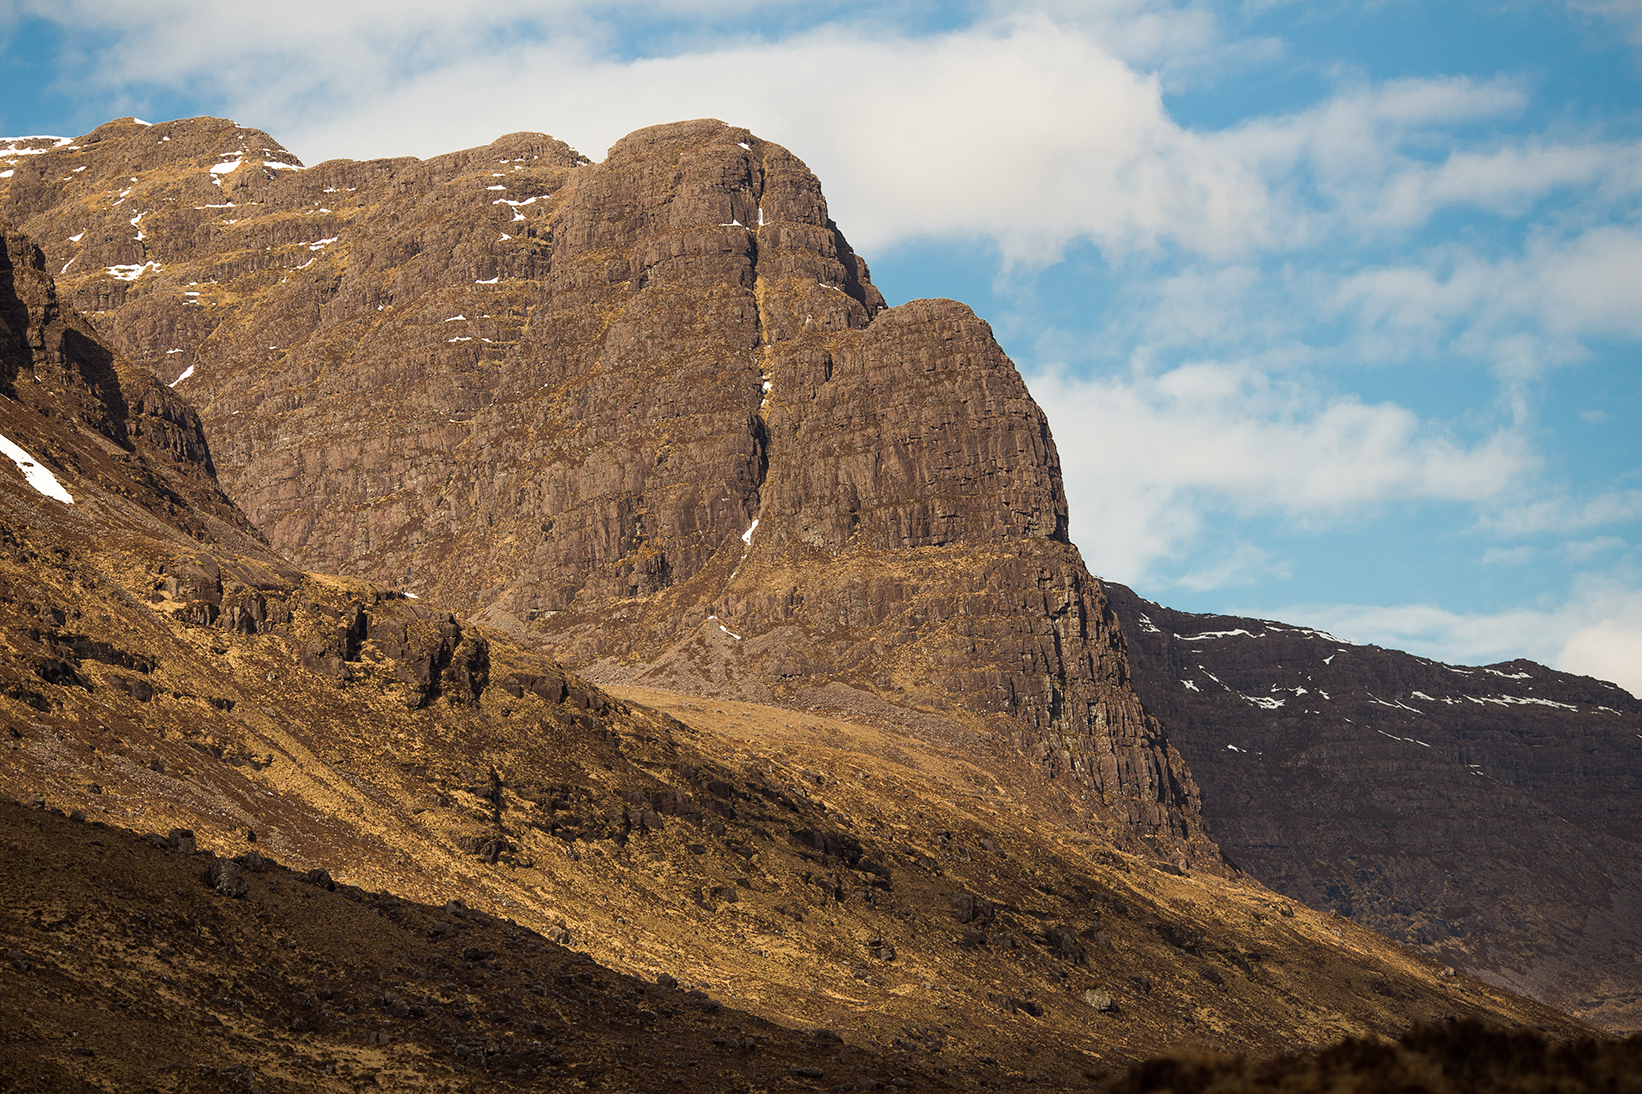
(2, 117, 1215, 865)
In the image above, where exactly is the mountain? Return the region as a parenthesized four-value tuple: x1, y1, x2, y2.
(1, 115, 1215, 870)
(1104, 584, 1642, 1032)
(0, 191, 1593, 1085)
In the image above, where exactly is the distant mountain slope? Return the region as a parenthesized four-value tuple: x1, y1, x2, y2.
(1104, 582, 1642, 1032)
(1, 116, 1215, 867)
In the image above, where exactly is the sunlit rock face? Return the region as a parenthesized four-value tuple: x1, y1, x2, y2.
(2, 116, 1217, 865)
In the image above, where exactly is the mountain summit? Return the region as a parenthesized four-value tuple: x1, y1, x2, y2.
(3, 114, 1639, 1057)
(2, 115, 1215, 868)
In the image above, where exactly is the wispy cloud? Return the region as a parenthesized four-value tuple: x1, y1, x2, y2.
(1568, 0, 1642, 46)
(1025, 360, 1533, 585)
(1486, 489, 1642, 536)
(10, 4, 1640, 275)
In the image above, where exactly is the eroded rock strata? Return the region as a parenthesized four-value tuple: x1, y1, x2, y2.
(2, 117, 1213, 865)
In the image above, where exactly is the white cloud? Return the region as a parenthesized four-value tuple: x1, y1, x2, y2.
(1569, 0, 1642, 46)
(1025, 360, 1533, 585)
(1486, 488, 1642, 536)
(3, 4, 1274, 261)
(229, 14, 1285, 265)
(1481, 545, 1538, 567)
(1559, 616, 1642, 697)
(1175, 542, 1292, 591)
(1324, 225, 1642, 383)
(1563, 535, 1627, 562)
(10, 4, 1639, 276)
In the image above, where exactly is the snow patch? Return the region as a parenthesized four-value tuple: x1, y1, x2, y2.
(1243, 695, 1284, 710)
(169, 365, 195, 386)
(1177, 628, 1259, 641)
(741, 519, 759, 546)
(68, 231, 83, 243)
(444, 315, 466, 322)
(1500, 694, 1578, 710)
(1181, 679, 1199, 692)
(1137, 613, 1161, 634)
(475, 276, 500, 284)
(0, 435, 72, 503)
(0, 136, 72, 158)
(107, 261, 160, 281)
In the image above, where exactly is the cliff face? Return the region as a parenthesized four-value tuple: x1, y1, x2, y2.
(1, 117, 1213, 865)
(0, 220, 261, 545)
(1103, 583, 1642, 1032)
(1, 220, 1585, 1088)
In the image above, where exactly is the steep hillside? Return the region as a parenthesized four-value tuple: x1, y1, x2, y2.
(0, 218, 1594, 1086)
(0, 796, 960, 1094)
(1, 116, 1211, 868)
(1104, 584, 1642, 1032)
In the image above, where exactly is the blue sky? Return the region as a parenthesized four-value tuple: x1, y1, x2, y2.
(3, 0, 1640, 694)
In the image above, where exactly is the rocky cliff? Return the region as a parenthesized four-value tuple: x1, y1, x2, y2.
(1104, 583, 1642, 1032)
(0, 216, 1583, 1088)
(1, 116, 1213, 866)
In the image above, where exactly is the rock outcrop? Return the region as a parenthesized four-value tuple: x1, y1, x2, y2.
(2, 117, 1214, 865)
(1104, 582, 1642, 1033)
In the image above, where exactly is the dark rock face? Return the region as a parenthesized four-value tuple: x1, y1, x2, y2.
(0, 220, 254, 539)
(1104, 582, 1642, 1032)
(2, 117, 1215, 865)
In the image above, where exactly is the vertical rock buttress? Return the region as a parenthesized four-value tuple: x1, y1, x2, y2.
(1, 117, 1218, 866)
